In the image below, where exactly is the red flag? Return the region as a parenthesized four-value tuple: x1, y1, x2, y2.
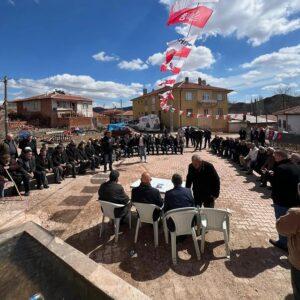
(160, 91, 174, 101)
(158, 78, 176, 87)
(167, 6, 213, 29)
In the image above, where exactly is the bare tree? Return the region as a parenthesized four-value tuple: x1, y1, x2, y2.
(273, 86, 292, 96)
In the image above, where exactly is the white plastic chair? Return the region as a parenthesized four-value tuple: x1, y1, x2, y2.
(199, 208, 231, 258)
(133, 202, 162, 247)
(164, 207, 201, 265)
(99, 200, 131, 243)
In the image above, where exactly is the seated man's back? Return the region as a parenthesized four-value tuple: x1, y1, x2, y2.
(98, 171, 130, 218)
(164, 186, 195, 212)
(132, 178, 163, 208)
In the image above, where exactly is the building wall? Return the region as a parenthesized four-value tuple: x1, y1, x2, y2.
(76, 102, 93, 118)
(277, 114, 300, 134)
(132, 88, 229, 131)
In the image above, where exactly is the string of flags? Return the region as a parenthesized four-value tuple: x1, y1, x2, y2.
(156, 0, 230, 121)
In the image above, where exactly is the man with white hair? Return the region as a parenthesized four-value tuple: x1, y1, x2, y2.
(186, 154, 220, 208)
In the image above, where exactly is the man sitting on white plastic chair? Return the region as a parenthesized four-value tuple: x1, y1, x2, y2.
(164, 174, 195, 233)
(131, 172, 163, 221)
(98, 170, 130, 220)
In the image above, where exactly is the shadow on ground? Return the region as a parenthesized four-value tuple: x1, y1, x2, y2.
(225, 246, 289, 278)
(66, 222, 211, 280)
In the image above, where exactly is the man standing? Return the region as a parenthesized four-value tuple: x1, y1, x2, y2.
(276, 208, 300, 299)
(4, 134, 18, 160)
(204, 129, 212, 149)
(185, 126, 190, 148)
(138, 134, 147, 163)
(194, 130, 203, 152)
(98, 170, 130, 219)
(269, 150, 300, 251)
(186, 155, 220, 208)
(101, 131, 114, 172)
(239, 128, 247, 141)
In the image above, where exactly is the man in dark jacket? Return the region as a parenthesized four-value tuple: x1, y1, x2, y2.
(194, 130, 204, 151)
(101, 131, 114, 173)
(77, 142, 91, 174)
(204, 129, 212, 149)
(239, 128, 247, 141)
(15, 149, 36, 196)
(85, 140, 100, 170)
(186, 154, 220, 208)
(132, 172, 163, 221)
(269, 150, 300, 252)
(164, 174, 195, 212)
(35, 149, 51, 189)
(19, 135, 38, 156)
(52, 145, 76, 182)
(164, 174, 195, 233)
(98, 170, 130, 218)
(4, 134, 18, 160)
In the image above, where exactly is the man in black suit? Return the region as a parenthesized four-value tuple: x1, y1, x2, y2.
(186, 154, 220, 208)
(132, 172, 163, 221)
(19, 135, 38, 156)
(101, 131, 114, 173)
(98, 170, 130, 218)
(164, 174, 195, 213)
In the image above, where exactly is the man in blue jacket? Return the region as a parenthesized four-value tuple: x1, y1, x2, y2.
(164, 174, 195, 213)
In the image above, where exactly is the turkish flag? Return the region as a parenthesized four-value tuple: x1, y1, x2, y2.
(167, 6, 213, 28)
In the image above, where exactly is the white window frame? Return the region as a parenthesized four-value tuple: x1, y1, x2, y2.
(186, 92, 193, 101)
(203, 93, 210, 101)
(217, 94, 223, 101)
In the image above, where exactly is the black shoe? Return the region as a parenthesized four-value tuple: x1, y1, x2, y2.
(56, 181, 62, 184)
(24, 192, 30, 197)
(260, 183, 267, 187)
(44, 185, 49, 189)
(37, 186, 43, 190)
(269, 239, 288, 253)
(72, 175, 76, 178)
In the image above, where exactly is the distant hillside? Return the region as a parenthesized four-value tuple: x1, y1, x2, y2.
(229, 94, 300, 114)
(93, 106, 132, 114)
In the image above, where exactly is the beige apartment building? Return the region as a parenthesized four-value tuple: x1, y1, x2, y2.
(131, 77, 233, 131)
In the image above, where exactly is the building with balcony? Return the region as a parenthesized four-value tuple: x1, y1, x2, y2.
(131, 77, 233, 131)
(13, 90, 93, 129)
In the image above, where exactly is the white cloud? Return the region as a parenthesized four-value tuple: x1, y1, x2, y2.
(160, 0, 300, 46)
(9, 74, 143, 101)
(118, 58, 148, 71)
(262, 82, 298, 91)
(92, 51, 119, 62)
(8, 0, 15, 5)
(147, 45, 215, 70)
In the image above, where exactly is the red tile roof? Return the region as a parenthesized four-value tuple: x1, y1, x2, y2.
(13, 91, 93, 103)
(274, 105, 300, 115)
(131, 81, 233, 101)
(116, 110, 133, 116)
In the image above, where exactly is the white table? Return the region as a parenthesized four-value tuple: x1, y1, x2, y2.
(130, 177, 186, 194)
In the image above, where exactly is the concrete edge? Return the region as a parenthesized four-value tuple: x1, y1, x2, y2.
(0, 221, 150, 300)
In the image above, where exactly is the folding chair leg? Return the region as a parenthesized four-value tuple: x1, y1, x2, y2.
(114, 218, 120, 243)
(134, 218, 141, 243)
(99, 215, 105, 237)
(191, 228, 201, 261)
(163, 218, 169, 244)
(201, 226, 206, 254)
(153, 221, 159, 247)
(171, 233, 177, 265)
(224, 229, 230, 259)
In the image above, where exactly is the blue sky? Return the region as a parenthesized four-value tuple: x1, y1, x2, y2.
(1, 0, 300, 107)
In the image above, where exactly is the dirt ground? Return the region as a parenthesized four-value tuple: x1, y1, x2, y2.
(0, 148, 293, 300)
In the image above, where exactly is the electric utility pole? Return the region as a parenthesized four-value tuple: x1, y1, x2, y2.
(2, 76, 8, 136)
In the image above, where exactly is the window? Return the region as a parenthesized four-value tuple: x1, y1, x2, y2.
(186, 109, 193, 117)
(217, 94, 222, 101)
(283, 120, 287, 130)
(186, 92, 193, 101)
(203, 93, 210, 101)
(204, 109, 209, 115)
(217, 108, 223, 116)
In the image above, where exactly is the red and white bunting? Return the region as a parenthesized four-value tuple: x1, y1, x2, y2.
(159, 90, 174, 101)
(167, 5, 213, 29)
(161, 57, 185, 75)
(165, 35, 197, 64)
(157, 77, 177, 88)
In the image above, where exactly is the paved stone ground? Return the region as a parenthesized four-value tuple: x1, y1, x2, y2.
(0, 148, 293, 299)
